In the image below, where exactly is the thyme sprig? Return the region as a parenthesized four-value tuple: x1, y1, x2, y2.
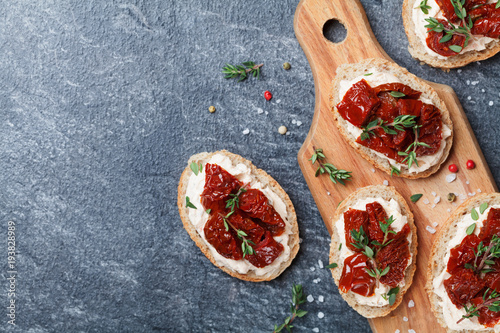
(397, 127, 431, 169)
(464, 235, 500, 274)
(371, 216, 397, 248)
(273, 284, 308, 333)
(309, 147, 352, 185)
(222, 61, 263, 82)
(457, 288, 500, 324)
(360, 115, 418, 141)
(381, 287, 400, 306)
(416, 0, 431, 14)
(225, 187, 247, 211)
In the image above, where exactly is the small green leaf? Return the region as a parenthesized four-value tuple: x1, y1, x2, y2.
(326, 263, 338, 269)
(190, 162, 199, 175)
(480, 202, 489, 214)
(205, 209, 211, 214)
(390, 91, 406, 98)
(449, 45, 463, 53)
(410, 194, 423, 203)
(338, 243, 342, 251)
(466, 223, 476, 235)
(389, 293, 397, 306)
(364, 246, 374, 258)
(186, 196, 197, 209)
(364, 73, 373, 76)
(471, 208, 479, 221)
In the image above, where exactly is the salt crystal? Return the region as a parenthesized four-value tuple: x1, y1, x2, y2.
(285, 131, 290, 136)
(312, 329, 319, 333)
(477, 61, 481, 65)
(292, 119, 297, 124)
(482, 89, 485, 93)
(409, 330, 416, 333)
(423, 198, 430, 205)
(457, 69, 462, 73)
(383, 180, 389, 186)
(395, 330, 400, 333)
(265, 111, 269, 115)
(297, 121, 303, 126)
(276, 99, 281, 104)
(318, 312, 324, 319)
(471, 80, 479, 85)
(466, 80, 471, 85)
(467, 96, 472, 100)
(426, 226, 437, 234)
(299, 238, 303, 244)
(434, 196, 441, 204)
(371, 168, 376, 173)
(403, 316, 408, 322)
(431, 204, 436, 209)
(431, 191, 437, 197)
(446, 174, 457, 183)
(318, 259, 324, 268)
(408, 300, 415, 308)
(489, 101, 494, 106)
(242, 128, 250, 135)
(478, 189, 482, 193)
(310, 267, 315, 271)
(257, 108, 264, 114)
(327, 191, 331, 196)
(432, 222, 438, 227)
(447, 208, 452, 212)
(318, 295, 324, 302)
(466, 180, 470, 185)
(307, 295, 314, 302)
(313, 278, 321, 284)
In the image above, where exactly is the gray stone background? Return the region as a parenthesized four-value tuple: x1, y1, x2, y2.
(1, 0, 498, 332)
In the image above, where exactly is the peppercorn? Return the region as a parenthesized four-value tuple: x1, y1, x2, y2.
(466, 160, 475, 170)
(283, 62, 291, 70)
(264, 91, 272, 101)
(448, 164, 458, 173)
(208, 106, 216, 113)
(447, 193, 456, 203)
(278, 126, 287, 135)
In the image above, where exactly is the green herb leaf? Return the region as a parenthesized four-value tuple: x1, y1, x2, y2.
(339, 243, 342, 251)
(326, 263, 338, 269)
(222, 62, 263, 82)
(410, 194, 423, 203)
(390, 91, 406, 98)
(466, 223, 476, 235)
(185, 196, 197, 209)
(190, 162, 199, 175)
(471, 208, 479, 221)
(205, 209, 211, 214)
(390, 165, 401, 177)
(364, 73, 373, 76)
(310, 147, 352, 186)
(480, 202, 489, 214)
(449, 45, 463, 53)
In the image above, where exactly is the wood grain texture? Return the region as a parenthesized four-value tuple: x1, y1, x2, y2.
(294, 0, 498, 332)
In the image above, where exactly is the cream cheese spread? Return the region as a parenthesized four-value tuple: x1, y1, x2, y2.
(412, 0, 496, 59)
(338, 70, 451, 174)
(433, 204, 500, 332)
(334, 197, 412, 306)
(185, 153, 292, 278)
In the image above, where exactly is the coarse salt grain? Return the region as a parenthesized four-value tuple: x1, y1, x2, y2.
(457, 69, 462, 73)
(432, 222, 438, 227)
(408, 300, 415, 308)
(383, 180, 389, 186)
(489, 101, 494, 106)
(395, 330, 400, 333)
(297, 121, 302, 126)
(431, 191, 437, 197)
(431, 204, 436, 209)
(318, 295, 324, 302)
(371, 168, 376, 173)
(307, 295, 314, 302)
(313, 278, 321, 284)
(466, 80, 470, 85)
(446, 174, 457, 183)
(285, 131, 290, 136)
(471, 81, 479, 85)
(299, 238, 303, 244)
(292, 119, 297, 124)
(242, 128, 250, 135)
(257, 108, 264, 114)
(426, 226, 437, 234)
(310, 267, 315, 271)
(482, 89, 485, 93)
(434, 197, 441, 204)
(466, 180, 470, 185)
(478, 189, 482, 193)
(467, 96, 472, 100)
(318, 312, 324, 319)
(327, 191, 331, 196)
(403, 317, 408, 322)
(318, 260, 324, 269)
(312, 329, 319, 333)
(409, 330, 416, 333)
(265, 111, 269, 115)
(447, 208, 452, 212)
(423, 198, 430, 205)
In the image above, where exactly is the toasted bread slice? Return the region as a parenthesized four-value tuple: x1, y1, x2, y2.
(427, 193, 500, 332)
(403, 0, 500, 69)
(329, 185, 417, 318)
(331, 58, 453, 179)
(177, 150, 299, 282)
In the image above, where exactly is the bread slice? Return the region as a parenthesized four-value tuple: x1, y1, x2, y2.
(331, 58, 453, 179)
(403, 0, 500, 69)
(328, 185, 417, 318)
(177, 150, 299, 282)
(427, 193, 500, 332)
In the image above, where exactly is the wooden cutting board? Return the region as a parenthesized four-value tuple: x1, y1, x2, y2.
(294, 0, 498, 332)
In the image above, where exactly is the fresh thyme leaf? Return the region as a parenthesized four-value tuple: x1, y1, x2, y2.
(310, 147, 352, 185)
(326, 263, 338, 269)
(390, 91, 406, 98)
(480, 202, 489, 214)
(205, 209, 211, 214)
(190, 162, 199, 175)
(390, 165, 401, 177)
(449, 45, 463, 53)
(273, 284, 307, 333)
(466, 223, 476, 235)
(364, 73, 373, 76)
(186, 196, 197, 209)
(410, 194, 423, 203)
(471, 207, 479, 221)
(458, 288, 500, 324)
(497, 0, 500, 9)
(222, 62, 263, 82)
(339, 243, 342, 251)
(417, 0, 432, 14)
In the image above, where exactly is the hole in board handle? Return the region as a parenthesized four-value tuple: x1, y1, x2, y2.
(323, 19, 347, 44)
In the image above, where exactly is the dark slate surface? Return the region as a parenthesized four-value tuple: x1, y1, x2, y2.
(1, 0, 498, 332)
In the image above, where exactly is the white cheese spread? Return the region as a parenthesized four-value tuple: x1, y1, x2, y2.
(412, 0, 496, 59)
(433, 204, 500, 332)
(185, 153, 293, 278)
(334, 197, 412, 306)
(338, 70, 451, 174)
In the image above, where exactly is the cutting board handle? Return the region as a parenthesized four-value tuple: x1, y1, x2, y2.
(294, 0, 391, 78)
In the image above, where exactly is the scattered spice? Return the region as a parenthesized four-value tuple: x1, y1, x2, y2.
(278, 126, 287, 135)
(283, 62, 291, 70)
(449, 164, 458, 173)
(264, 90, 273, 101)
(447, 193, 456, 202)
(208, 105, 216, 113)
